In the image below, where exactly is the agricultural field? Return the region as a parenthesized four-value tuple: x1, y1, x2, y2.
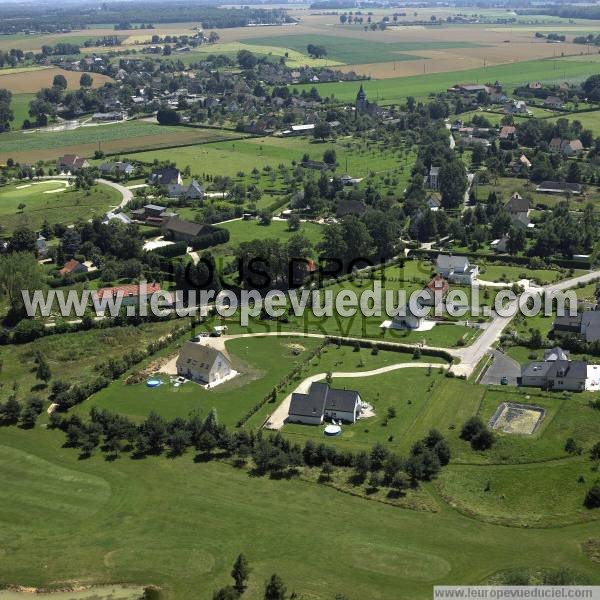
(0, 180, 121, 234)
(0, 121, 242, 164)
(0, 67, 112, 94)
(8, 93, 34, 130)
(245, 34, 486, 65)
(293, 56, 600, 103)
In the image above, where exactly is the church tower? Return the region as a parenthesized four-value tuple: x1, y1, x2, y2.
(355, 84, 367, 116)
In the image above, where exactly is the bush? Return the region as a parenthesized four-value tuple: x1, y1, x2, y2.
(585, 485, 600, 509)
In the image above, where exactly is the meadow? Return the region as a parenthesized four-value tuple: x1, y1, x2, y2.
(0, 180, 121, 234)
(0, 121, 242, 163)
(8, 93, 34, 130)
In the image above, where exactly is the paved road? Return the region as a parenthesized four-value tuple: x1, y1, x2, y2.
(265, 362, 441, 430)
(479, 349, 521, 386)
(37, 175, 133, 209)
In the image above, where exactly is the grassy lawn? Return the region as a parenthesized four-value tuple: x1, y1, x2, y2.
(436, 457, 599, 527)
(220, 218, 324, 246)
(0, 321, 182, 403)
(0, 180, 121, 234)
(8, 92, 34, 130)
(1, 424, 599, 598)
(76, 336, 324, 426)
(477, 263, 567, 284)
(474, 176, 600, 211)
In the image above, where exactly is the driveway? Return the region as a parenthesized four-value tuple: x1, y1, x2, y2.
(480, 349, 520, 386)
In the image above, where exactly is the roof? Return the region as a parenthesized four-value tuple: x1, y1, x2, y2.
(289, 382, 360, 418)
(336, 199, 366, 217)
(425, 275, 449, 294)
(582, 310, 600, 341)
(144, 204, 167, 212)
(521, 361, 553, 379)
(505, 193, 529, 213)
(162, 216, 205, 237)
(436, 254, 469, 271)
(151, 167, 180, 185)
(499, 125, 516, 138)
(544, 347, 570, 361)
(176, 341, 228, 380)
(94, 282, 161, 300)
(547, 360, 588, 381)
(59, 259, 83, 276)
(536, 181, 582, 193)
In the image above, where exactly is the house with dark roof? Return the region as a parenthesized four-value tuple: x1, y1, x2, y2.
(165, 179, 204, 200)
(130, 204, 173, 225)
(520, 359, 587, 391)
(287, 382, 362, 425)
(505, 192, 529, 216)
(147, 167, 182, 188)
(544, 347, 570, 362)
(162, 216, 206, 242)
(176, 341, 232, 385)
(336, 199, 366, 218)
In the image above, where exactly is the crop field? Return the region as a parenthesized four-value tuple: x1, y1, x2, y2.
(0, 67, 112, 94)
(0, 122, 242, 163)
(245, 34, 486, 65)
(0, 180, 121, 234)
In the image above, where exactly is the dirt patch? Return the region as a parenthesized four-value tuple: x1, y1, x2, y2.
(285, 342, 306, 355)
(583, 538, 600, 563)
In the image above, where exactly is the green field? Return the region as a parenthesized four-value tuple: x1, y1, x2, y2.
(245, 35, 485, 65)
(1, 334, 600, 597)
(0, 180, 121, 234)
(8, 93, 34, 130)
(220, 218, 324, 246)
(0, 121, 241, 163)
(293, 56, 600, 104)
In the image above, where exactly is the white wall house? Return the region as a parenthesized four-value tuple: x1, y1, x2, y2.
(287, 382, 362, 425)
(436, 254, 479, 285)
(176, 341, 231, 385)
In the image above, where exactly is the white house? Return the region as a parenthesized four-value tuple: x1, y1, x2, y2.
(287, 382, 362, 425)
(176, 341, 232, 385)
(435, 254, 479, 284)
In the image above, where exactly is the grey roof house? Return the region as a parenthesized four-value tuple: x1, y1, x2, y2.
(520, 359, 587, 392)
(288, 382, 362, 425)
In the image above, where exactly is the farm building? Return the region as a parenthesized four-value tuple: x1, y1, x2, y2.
(92, 282, 161, 306)
(176, 341, 232, 385)
(288, 382, 362, 425)
(536, 181, 582, 195)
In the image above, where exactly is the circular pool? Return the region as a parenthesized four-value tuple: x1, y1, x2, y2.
(324, 424, 342, 436)
(146, 379, 162, 388)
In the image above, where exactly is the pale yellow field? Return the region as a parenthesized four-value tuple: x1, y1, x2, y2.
(0, 67, 113, 93)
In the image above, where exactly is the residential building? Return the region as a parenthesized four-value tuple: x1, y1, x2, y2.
(287, 382, 362, 425)
(130, 204, 171, 225)
(165, 179, 205, 200)
(176, 341, 232, 385)
(390, 304, 424, 330)
(543, 96, 564, 109)
(544, 347, 570, 362)
(499, 125, 516, 141)
(505, 192, 529, 216)
(57, 154, 89, 173)
(435, 254, 479, 285)
(549, 138, 584, 156)
(148, 168, 182, 187)
(491, 234, 510, 253)
(419, 275, 449, 307)
(162, 216, 206, 242)
(99, 161, 134, 176)
(36, 234, 48, 257)
(520, 359, 587, 392)
(58, 259, 88, 277)
(92, 282, 161, 306)
(102, 211, 132, 225)
(426, 166, 440, 190)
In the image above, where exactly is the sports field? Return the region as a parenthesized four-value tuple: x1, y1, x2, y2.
(0, 121, 242, 163)
(0, 180, 121, 233)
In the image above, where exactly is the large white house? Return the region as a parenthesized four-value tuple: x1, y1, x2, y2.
(176, 341, 232, 385)
(435, 254, 479, 285)
(287, 382, 362, 425)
